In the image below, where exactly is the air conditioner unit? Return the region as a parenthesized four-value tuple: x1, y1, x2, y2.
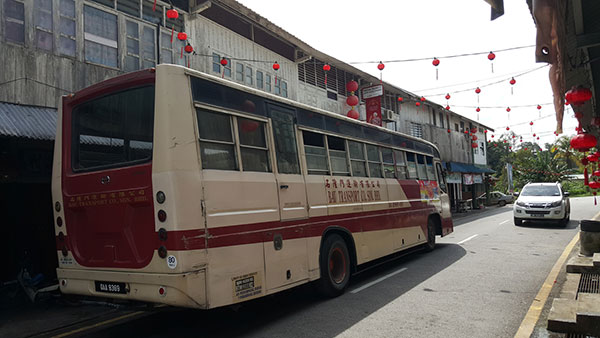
(382, 109, 395, 122)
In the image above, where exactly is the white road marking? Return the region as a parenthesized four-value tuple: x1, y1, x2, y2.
(458, 234, 478, 245)
(350, 268, 407, 294)
(499, 220, 509, 225)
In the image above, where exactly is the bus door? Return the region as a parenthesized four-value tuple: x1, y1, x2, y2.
(264, 104, 309, 290)
(435, 162, 451, 218)
(267, 105, 308, 221)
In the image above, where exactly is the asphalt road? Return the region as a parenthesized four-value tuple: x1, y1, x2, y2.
(82, 197, 597, 338)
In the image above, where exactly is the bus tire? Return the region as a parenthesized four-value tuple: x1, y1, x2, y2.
(425, 218, 436, 252)
(317, 234, 350, 297)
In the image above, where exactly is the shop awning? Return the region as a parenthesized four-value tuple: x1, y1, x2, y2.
(446, 162, 494, 174)
(0, 102, 57, 141)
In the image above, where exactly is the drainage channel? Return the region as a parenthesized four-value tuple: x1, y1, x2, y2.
(565, 273, 600, 338)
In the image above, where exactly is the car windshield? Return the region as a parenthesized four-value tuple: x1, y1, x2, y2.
(521, 186, 561, 196)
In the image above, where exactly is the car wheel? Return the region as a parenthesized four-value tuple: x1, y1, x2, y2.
(317, 234, 350, 297)
(514, 217, 523, 226)
(560, 209, 570, 227)
(498, 200, 506, 207)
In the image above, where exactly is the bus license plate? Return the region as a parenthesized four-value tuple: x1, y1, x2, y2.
(95, 281, 127, 294)
(531, 214, 544, 218)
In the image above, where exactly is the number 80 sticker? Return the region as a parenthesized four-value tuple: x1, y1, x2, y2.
(167, 255, 177, 269)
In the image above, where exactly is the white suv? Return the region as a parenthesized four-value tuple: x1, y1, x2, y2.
(513, 182, 570, 226)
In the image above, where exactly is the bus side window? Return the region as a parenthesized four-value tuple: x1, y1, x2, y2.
(348, 141, 367, 177)
(393, 150, 407, 179)
(436, 163, 447, 192)
(381, 148, 395, 178)
(426, 156, 435, 180)
(405, 153, 418, 178)
(237, 117, 270, 172)
(416, 154, 428, 180)
(327, 135, 350, 176)
(303, 131, 329, 175)
(366, 144, 383, 178)
(197, 108, 238, 170)
(270, 109, 300, 174)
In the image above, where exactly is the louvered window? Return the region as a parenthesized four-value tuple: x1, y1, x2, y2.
(326, 66, 337, 92)
(298, 63, 305, 82)
(336, 68, 347, 96)
(410, 122, 423, 139)
(304, 60, 316, 86)
(315, 59, 326, 89)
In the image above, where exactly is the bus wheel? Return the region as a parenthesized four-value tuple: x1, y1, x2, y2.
(317, 234, 350, 297)
(425, 218, 436, 252)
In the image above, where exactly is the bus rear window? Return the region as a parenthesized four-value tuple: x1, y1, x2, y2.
(71, 85, 155, 171)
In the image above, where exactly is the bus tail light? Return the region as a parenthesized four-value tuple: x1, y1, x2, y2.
(158, 210, 167, 222)
(156, 191, 166, 204)
(61, 279, 67, 287)
(158, 286, 166, 296)
(158, 245, 167, 258)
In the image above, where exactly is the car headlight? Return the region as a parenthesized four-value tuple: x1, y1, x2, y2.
(516, 201, 527, 207)
(551, 200, 562, 207)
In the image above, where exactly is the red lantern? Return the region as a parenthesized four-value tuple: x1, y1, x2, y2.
(524, 148, 528, 151)
(447, 129, 451, 133)
(537, 137, 540, 140)
(529, 121, 533, 126)
(565, 86, 593, 105)
(476, 107, 481, 112)
(346, 80, 358, 93)
(512, 135, 516, 139)
(184, 44, 193, 53)
(588, 154, 599, 163)
(420, 96, 426, 102)
(471, 128, 477, 133)
(484, 130, 488, 134)
(445, 105, 450, 110)
(445, 93, 451, 100)
(177, 32, 187, 41)
(472, 135, 478, 141)
(464, 130, 469, 134)
(589, 181, 600, 189)
(346, 95, 359, 107)
(432, 58, 440, 67)
(487, 51, 495, 61)
(491, 135, 494, 138)
(506, 127, 510, 131)
(475, 87, 481, 94)
(347, 109, 359, 119)
(509, 146, 512, 150)
(377, 62, 385, 71)
(509, 77, 516, 85)
(506, 107, 511, 112)
(533, 133, 536, 137)
(582, 158, 590, 166)
(571, 133, 598, 151)
(323, 64, 331, 86)
(537, 105, 542, 110)
(415, 102, 421, 107)
(273, 62, 280, 71)
(397, 97, 403, 102)
(166, 8, 179, 19)
(471, 143, 478, 148)
(240, 120, 260, 133)
(220, 57, 228, 66)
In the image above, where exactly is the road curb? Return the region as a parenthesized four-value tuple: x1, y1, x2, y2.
(514, 210, 600, 338)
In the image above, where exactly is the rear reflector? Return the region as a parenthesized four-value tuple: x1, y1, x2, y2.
(158, 210, 167, 222)
(158, 245, 167, 258)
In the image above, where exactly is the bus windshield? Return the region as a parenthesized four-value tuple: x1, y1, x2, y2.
(71, 85, 155, 171)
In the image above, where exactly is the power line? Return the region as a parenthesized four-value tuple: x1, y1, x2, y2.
(349, 45, 535, 65)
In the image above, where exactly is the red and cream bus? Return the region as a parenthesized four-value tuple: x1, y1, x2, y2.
(52, 64, 453, 309)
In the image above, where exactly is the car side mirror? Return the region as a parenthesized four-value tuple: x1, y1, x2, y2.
(513, 192, 519, 197)
(563, 191, 570, 196)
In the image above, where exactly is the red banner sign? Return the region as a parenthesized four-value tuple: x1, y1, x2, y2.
(365, 97, 382, 126)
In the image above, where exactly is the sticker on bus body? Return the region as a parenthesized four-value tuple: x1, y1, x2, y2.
(167, 255, 177, 269)
(232, 272, 262, 301)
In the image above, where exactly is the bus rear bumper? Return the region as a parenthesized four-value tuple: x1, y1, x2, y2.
(57, 268, 207, 309)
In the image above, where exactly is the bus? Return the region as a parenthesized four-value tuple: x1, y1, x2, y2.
(52, 64, 453, 309)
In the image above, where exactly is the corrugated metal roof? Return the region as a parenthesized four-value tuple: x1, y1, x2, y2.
(0, 102, 57, 141)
